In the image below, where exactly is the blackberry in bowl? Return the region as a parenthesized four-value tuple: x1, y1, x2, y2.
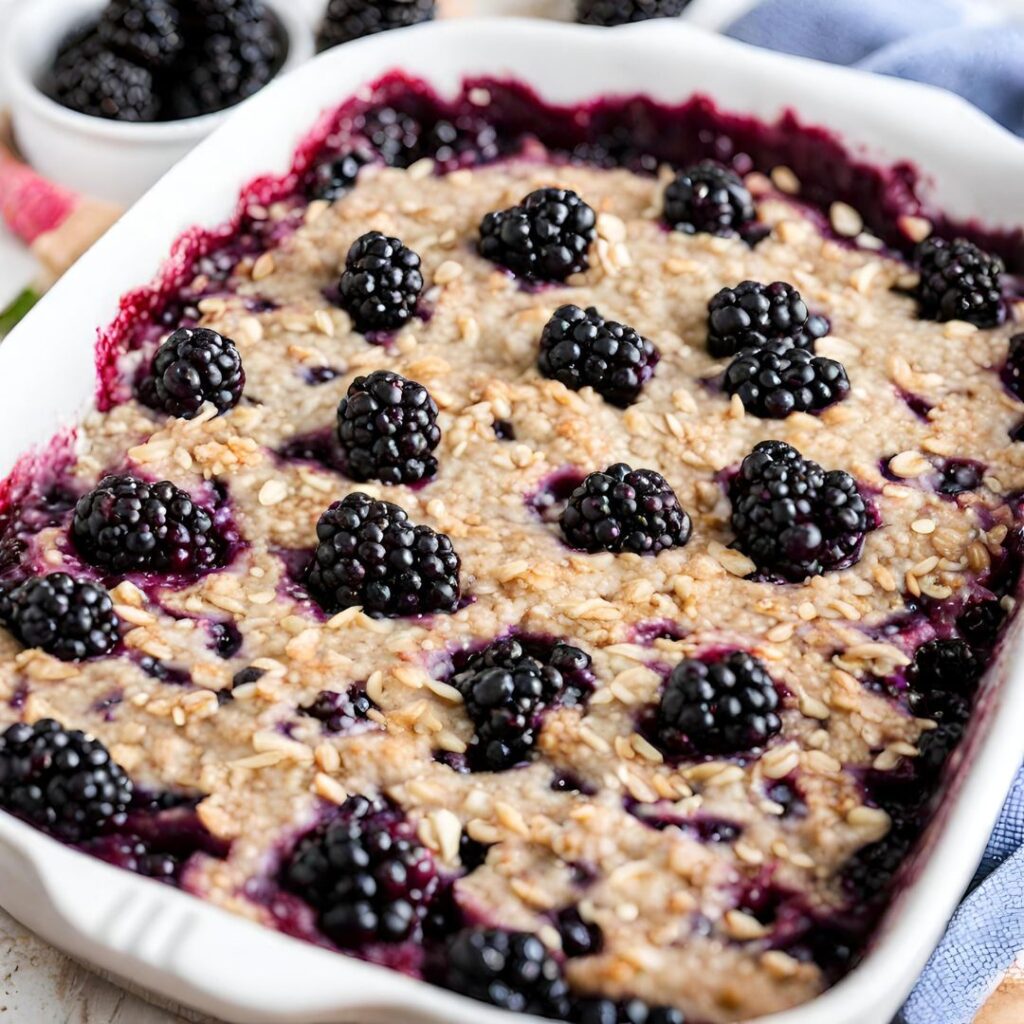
(318, 0, 436, 51)
(8, 0, 313, 203)
(0, 719, 133, 842)
(44, 0, 292, 123)
(663, 160, 757, 237)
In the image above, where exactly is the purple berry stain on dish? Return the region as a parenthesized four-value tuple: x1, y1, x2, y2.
(277, 427, 347, 473)
(626, 798, 743, 843)
(632, 620, 688, 645)
(303, 365, 343, 386)
(299, 684, 378, 735)
(882, 453, 985, 500)
(550, 771, 596, 795)
(272, 546, 328, 620)
(896, 387, 934, 421)
(92, 688, 124, 722)
(764, 778, 807, 818)
(528, 467, 586, 524)
(136, 654, 193, 687)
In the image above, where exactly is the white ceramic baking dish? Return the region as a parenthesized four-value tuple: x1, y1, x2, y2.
(1, 17, 1023, 1024)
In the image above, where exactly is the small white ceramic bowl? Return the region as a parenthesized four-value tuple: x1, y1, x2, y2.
(2, 0, 314, 205)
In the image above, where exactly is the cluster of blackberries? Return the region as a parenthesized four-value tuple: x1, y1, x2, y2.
(576, 0, 693, 25)
(47, 0, 285, 122)
(318, 0, 436, 51)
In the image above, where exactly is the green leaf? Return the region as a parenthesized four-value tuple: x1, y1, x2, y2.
(0, 288, 40, 339)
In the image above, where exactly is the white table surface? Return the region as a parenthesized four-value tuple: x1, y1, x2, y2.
(1, 1, 1023, 1022)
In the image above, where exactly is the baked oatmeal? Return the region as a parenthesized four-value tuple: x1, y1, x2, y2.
(0, 77, 1021, 1024)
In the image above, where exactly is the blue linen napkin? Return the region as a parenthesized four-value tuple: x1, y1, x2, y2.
(898, 767, 1024, 1023)
(725, 0, 1024, 136)
(722, 4, 1024, 1019)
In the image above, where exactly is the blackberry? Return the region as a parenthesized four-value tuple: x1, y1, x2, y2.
(905, 642, 979, 777)
(356, 106, 422, 167)
(308, 151, 369, 202)
(1001, 334, 1024, 400)
(440, 928, 571, 1018)
(663, 161, 756, 237)
(0, 574, 119, 661)
(538, 305, 660, 408)
(318, 0, 436, 50)
(138, 327, 245, 419)
(169, 1, 283, 118)
(916, 716, 970, 777)
(707, 280, 829, 359)
(729, 441, 870, 581)
(556, 907, 603, 958)
(283, 795, 439, 947)
(0, 719, 133, 841)
(307, 492, 460, 617)
(560, 464, 692, 555)
(183, 0, 268, 33)
(957, 600, 1005, 649)
(451, 637, 592, 771)
(936, 459, 983, 497)
(80, 833, 178, 882)
(478, 188, 597, 281)
(336, 370, 441, 485)
(914, 237, 1005, 328)
(575, 999, 685, 1024)
(300, 686, 376, 733)
(577, 0, 692, 25)
(723, 342, 850, 418)
(349, 107, 502, 171)
(72, 474, 224, 575)
(655, 651, 781, 755)
(907, 639, 980, 697)
(419, 115, 502, 169)
(98, 0, 183, 69)
(338, 232, 424, 333)
(48, 40, 158, 122)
